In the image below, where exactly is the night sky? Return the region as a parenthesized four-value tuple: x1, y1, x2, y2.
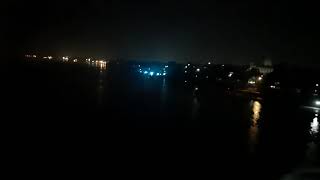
(3, 0, 319, 64)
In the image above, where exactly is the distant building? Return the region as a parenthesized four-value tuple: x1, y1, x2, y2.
(249, 59, 274, 74)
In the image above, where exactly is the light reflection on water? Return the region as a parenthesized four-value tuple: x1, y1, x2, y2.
(97, 65, 107, 105)
(161, 78, 167, 104)
(249, 100, 261, 153)
(304, 111, 319, 165)
(310, 114, 319, 135)
(191, 97, 200, 120)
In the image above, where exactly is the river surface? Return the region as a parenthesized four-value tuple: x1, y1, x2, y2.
(5, 61, 319, 179)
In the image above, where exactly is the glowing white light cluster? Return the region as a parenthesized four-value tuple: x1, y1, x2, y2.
(25, 54, 37, 58)
(310, 117, 319, 134)
(94, 60, 107, 70)
(196, 68, 200, 72)
(269, 82, 280, 89)
(62, 56, 69, 61)
(228, 72, 234, 78)
(315, 100, 320, 106)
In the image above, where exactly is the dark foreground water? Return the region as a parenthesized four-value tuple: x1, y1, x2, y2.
(4, 61, 319, 179)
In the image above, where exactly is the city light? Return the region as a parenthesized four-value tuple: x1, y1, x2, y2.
(32, 55, 37, 58)
(150, 72, 154, 76)
(188, 64, 190, 66)
(165, 65, 168, 68)
(144, 71, 148, 74)
(93, 60, 107, 70)
(248, 80, 256, 85)
(208, 62, 211, 65)
(185, 66, 188, 69)
(48, 56, 53, 60)
(73, 59, 78, 62)
(62, 56, 69, 61)
(315, 100, 320, 106)
(163, 73, 166, 76)
(316, 84, 319, 87)
(185, 71, 187, 73)
(196, 68, 200, 72)
(195, 87, 199, 91)
(228, 72, 234, 78)
(270, 85, 276, 89)
(156, 73, 160, 76)
(258, 76, 263, 81)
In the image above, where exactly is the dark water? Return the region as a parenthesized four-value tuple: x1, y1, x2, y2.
(5, 61, 319, 179)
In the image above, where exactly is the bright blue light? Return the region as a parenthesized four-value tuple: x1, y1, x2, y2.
(139, 70, 142, 73)
(144, 71, 148, 74)
(150, 72, 154, 76)
(156, 73, 160, 76)
(163, 73, 166, 76)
